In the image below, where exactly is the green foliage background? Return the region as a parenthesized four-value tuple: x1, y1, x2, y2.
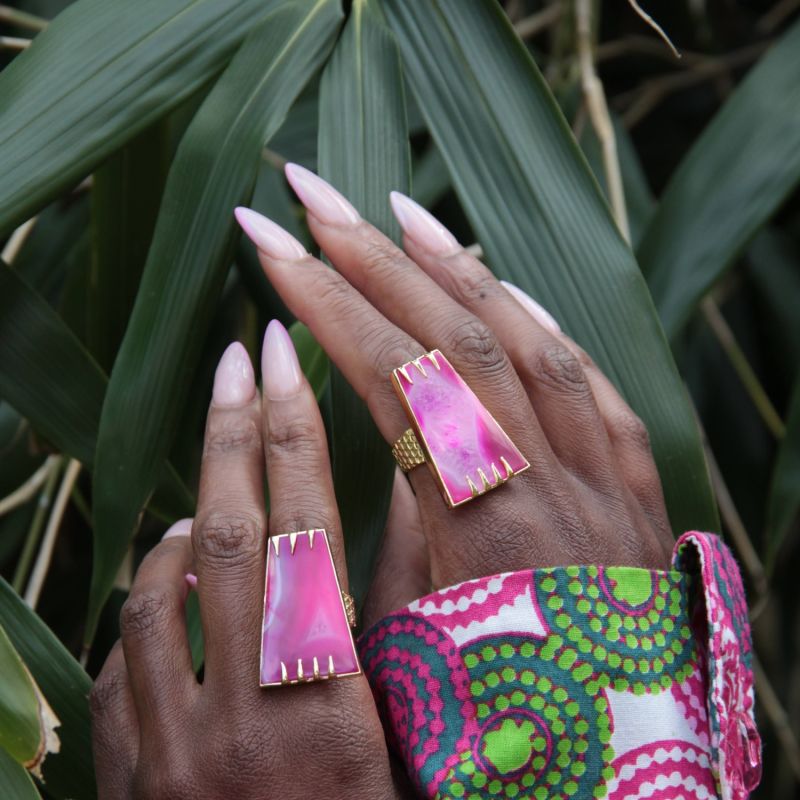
(0, 0, 798, 797)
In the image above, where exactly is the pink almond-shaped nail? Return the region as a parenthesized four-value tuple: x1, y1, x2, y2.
(500, 280, 561, 334)
(213, 341, 256, 408)
(389, 191, 460, 256)
(162, 518, 194, 539)
(284, 163, 360, 226)
(234, 206, 307, 260)
(262, 320, 303, 400)
(184, 572, 198, 590)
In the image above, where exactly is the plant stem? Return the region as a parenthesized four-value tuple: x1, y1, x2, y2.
(575, 0, 631, 244)
(514, 3, 562, 39)
(0, 5, 48, 31)
(0, 455, 59, 517)
(625, 0, 680, 58)
(702, 296, 786, 440)
(0, 35, 31, 51)
(1, 217, 37, 264)
(11, 457, 63, 593)
(24, 459, 81, 609)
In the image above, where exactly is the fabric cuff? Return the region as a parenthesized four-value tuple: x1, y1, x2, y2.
(358, 532, 761, 800)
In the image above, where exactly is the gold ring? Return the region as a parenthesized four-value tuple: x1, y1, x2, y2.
(391, 428, 427, 473)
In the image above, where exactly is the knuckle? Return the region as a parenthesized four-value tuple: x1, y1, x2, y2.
(205, 415, 261, 456)
(194, 511, 264, 563)
(445, 317, 506, 374)
(266, 417, 319, 459)
(612, 410, 651, 450)
(456, 267, 501, 305)
(89, 671, 127, 719)
(529, 343, 588, 393)
(119, 591, 172, 638)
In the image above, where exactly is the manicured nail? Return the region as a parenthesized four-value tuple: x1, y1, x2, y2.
(184, 573, 198, 590)
(234, 206, 307, 260)
(262, 319, 303, 400)
(213, 342, 256, 408)
(284, 162, 360, 226)
(500, 281, 561, 334)
(389, 191, 460, 256)
(162, 518, 193, 540)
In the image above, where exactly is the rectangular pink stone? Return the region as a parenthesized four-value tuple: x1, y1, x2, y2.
(392, 350, 529, 508)
(260, 529, 360, 687)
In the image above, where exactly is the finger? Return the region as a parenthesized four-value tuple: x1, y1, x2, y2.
(193, 342, 267, 689)
(362, 469, 431, 629)
(119, 519, 196, 737)
(260, 320, 347, 579)
(283, 164, 549, 471)
(90, 641, 138, 800)
(236, 207, 572, 586)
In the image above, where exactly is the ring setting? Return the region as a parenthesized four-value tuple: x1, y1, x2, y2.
(391, 349, 529, 508)
(259, 529, 360, 688)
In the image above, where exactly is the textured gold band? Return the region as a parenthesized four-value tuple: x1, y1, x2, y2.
(392, 428, 426, 472)
(342, 592, 357, 627)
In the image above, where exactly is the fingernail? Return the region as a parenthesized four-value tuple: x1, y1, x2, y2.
(213, 342, 256, 408)
(284, 162, 360, 226)
(234, 206, 307, 260)
(185, 573, 198, 590)
(500, 281, 561, 334)
(163, 518, 193, 540)
(262, 319, 303, 400)
(389, 191, 460, 256)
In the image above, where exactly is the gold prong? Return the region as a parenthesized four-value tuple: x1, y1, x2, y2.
(271, 537, 281, 556)
(491, 462, 504, 484)
(397, 365, 413, 384)
(313, 656, 320, 679)
(328, 655, 335, 676)
(308, 529, 315, 549)
(297, 658, 304, 681)
(466, 474, 480, 497)
(428, 351, 441, 371)
(477, 467, 492, 491)
(500, 456, 514, 479)
(280, 661, 288, 683)
(411, 357, 427, 378)
(289, 532, 298, 554)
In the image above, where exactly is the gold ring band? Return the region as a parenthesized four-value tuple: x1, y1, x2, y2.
(341, 591, 357, 628)
(392, 428, 427, 472)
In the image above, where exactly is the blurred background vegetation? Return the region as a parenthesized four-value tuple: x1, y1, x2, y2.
(1, 0, 799, 797)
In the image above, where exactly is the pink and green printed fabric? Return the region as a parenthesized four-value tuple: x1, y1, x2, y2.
(358, 532, 761, 800)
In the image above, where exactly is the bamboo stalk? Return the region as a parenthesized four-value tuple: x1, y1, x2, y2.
(702, 296, 786, 440)
(0, 5, 48, 31)
(24, 460, 81, 609)
(575, 0, 630, 244)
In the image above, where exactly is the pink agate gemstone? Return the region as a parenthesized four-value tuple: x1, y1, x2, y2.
(392, 350, 529, 507)
(260, 530, 359, 686)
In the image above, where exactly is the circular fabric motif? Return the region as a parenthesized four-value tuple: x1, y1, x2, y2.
(535, 566, 696, 695)
(438, 635, 613, 799)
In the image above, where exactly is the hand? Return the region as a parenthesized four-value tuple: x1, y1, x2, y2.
(90, 324, 410, 800)
(237, 164, 675, 622)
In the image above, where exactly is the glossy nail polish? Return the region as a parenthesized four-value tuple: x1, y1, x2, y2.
(184, 573, 198, 590)
(284, 163, 360, 226)
(213, 341, 256, 407)
(162, 518, 194, 539)
(235, 206, 307, 259)
(389, 191, 460, 256)
(500, 280, 561, 334)
(262, 319, 303, 400)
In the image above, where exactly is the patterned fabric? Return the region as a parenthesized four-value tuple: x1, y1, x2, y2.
(358, 532, 761, 800)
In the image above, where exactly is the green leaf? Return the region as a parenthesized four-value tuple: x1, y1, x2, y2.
(0, 748, 40, 800)
(0, 578, 94, 799)
(290, 322, 329, 400)
(0, 624, 57, 769)
(317, 0, 411, 610)
(89, 120, 170, 371)
(0, 0, 289, 237)
(383, 0, 718, 534)
(638, 18, 800, 340)
(0, 263, 193, 519)
(90, 0, 343, 644)
(765, 380, 800, 569)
